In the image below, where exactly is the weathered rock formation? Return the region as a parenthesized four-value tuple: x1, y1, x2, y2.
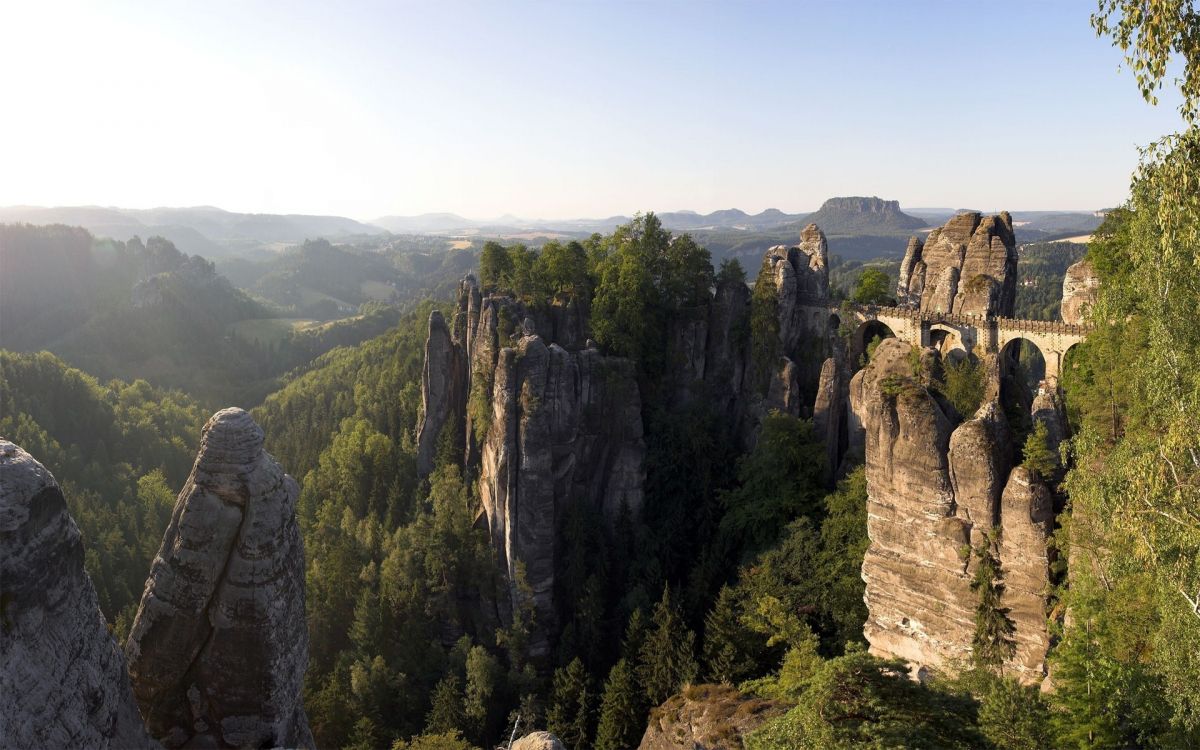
(638, 685, 786, 750)
(479, 334, 644, 650)
(513, 731, 567, 750)
(418, 233, 839, 655)
(0, 441, 157, 750)
(999, 466, 1055, 681)
(851, 338, 1056, 683)
(1060, 258, 1100, 325)
(416, 309, 467, 476)
(418, 276, 645, 654)
(125, 408, 313, 749)
(896, 212, 1017, 317)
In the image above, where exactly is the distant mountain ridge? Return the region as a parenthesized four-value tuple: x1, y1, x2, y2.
(0, 205, 382, 258)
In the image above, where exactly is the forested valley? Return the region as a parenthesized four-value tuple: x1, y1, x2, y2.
(3, 3, 1200, 749)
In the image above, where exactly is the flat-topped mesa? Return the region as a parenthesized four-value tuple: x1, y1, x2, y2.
(1060, 258, 1100, 325)
(125, 408, 313, 749)
(851, 339, 1056, 684)
(0, 441, 156, 749)
(897, 211, 1017, 317)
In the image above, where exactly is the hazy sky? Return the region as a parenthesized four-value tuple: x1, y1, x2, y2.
(1, 0, 1187, 220)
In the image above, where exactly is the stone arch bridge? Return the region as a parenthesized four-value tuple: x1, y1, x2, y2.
(807, 302, 1089, 381)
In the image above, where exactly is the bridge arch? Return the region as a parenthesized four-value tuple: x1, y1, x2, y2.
(927, 323, 972, 363)
(855, 319, 896, 363)
(1000, 337, 1047, 392)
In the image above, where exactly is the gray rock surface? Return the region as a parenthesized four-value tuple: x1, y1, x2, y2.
(417, 309, 466, 476)
(896, 212, 1017, 317)
(0, 440, 157, 750)
(478, 335, 644, 656)
(125, 408, 313, 749)
(513, 731, 567, 750)
(1060, 258, 1100, 325)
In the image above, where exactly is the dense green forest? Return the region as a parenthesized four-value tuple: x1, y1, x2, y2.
(3, 4, 1198, 749)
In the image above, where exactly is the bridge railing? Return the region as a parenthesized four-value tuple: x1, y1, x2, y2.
(824, 302, 1090, 336)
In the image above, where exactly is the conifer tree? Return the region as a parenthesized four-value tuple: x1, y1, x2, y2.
(546, 657, 593, 750)
(1021, 420, 1058, 478)
(425, 674, 465, 735)
(637, 586, 698, 706)
(593, 659, 643, 750)
(970, 532, 1015, 669)
(701, 585, 755, 685)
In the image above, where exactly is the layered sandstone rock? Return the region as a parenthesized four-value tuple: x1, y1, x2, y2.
(852, 339, 1057, 683)
(513, 731, 567, 750)
(812, 355, 847, 483)
(896, 212, 1017, 317)
(417, 310, 466, 476)
(479, 335, 644, 653)
(0, 441, 156, 749)
(850, 339, 973, 668)
(125, 408, 312, 749)
(1060, 259, 1100, 325)
(638, 685, 786, 750)
(999, 466, 1055, 682)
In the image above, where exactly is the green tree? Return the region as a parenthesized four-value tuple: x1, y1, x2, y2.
(479, 241, 513, 292)
(939, 355, 986, 418)
(463, 645, 502, 745)
(701, 585, 757, 685)
(392, 730, 479, 750)
(851, 267, 892, 305)
(970, 533, 1015, 670)
(718, 413, 826, 557)
(545, 658, 593, 750)
(746, 650, 987, 750)
(425, 675, 465, 735)
(1020, 420, 1057, 478)
(593, 658, 642, 750)
(638, 586, 698, 707)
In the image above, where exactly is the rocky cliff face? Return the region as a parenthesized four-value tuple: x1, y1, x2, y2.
(896, 212, 1017, 317)
(851, 339, 1055, 683)
(125, 408, 313, 749)
(638, 685, 786, 750)
(0, 441, 156, 750)
(1060, 258, 1100, 325)
(418, 276, 645, 654)
(479, 336, 644, 651)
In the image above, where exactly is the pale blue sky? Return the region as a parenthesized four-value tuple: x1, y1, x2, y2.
(0, 0, 1186, 219)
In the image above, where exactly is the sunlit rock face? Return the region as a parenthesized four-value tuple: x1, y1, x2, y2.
(0, 440, 156, 749)
(124, 408, 313, 749)
(1060, 258, 1100, 325)
(850, 338, 1055, 683)
(896, 211, 1017, 317)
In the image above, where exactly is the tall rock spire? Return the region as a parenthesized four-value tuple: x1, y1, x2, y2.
(125, 408, 313, 749)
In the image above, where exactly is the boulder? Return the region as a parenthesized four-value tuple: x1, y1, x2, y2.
(0, 441, 156, 750)
(638, 684, 786, 750)
(513, 731, 566, 750)
(125, 408, 312, 749)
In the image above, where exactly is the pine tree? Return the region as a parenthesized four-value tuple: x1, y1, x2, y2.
(637, 586, 698, 706)
(546, 657, 593, 750)
(970, 532, 1015, 669)
(701, 585, 755, 685)
(593, 659, 643, 750)
(425, 674, 465, 735)
(1021, 420, 1058, 478)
